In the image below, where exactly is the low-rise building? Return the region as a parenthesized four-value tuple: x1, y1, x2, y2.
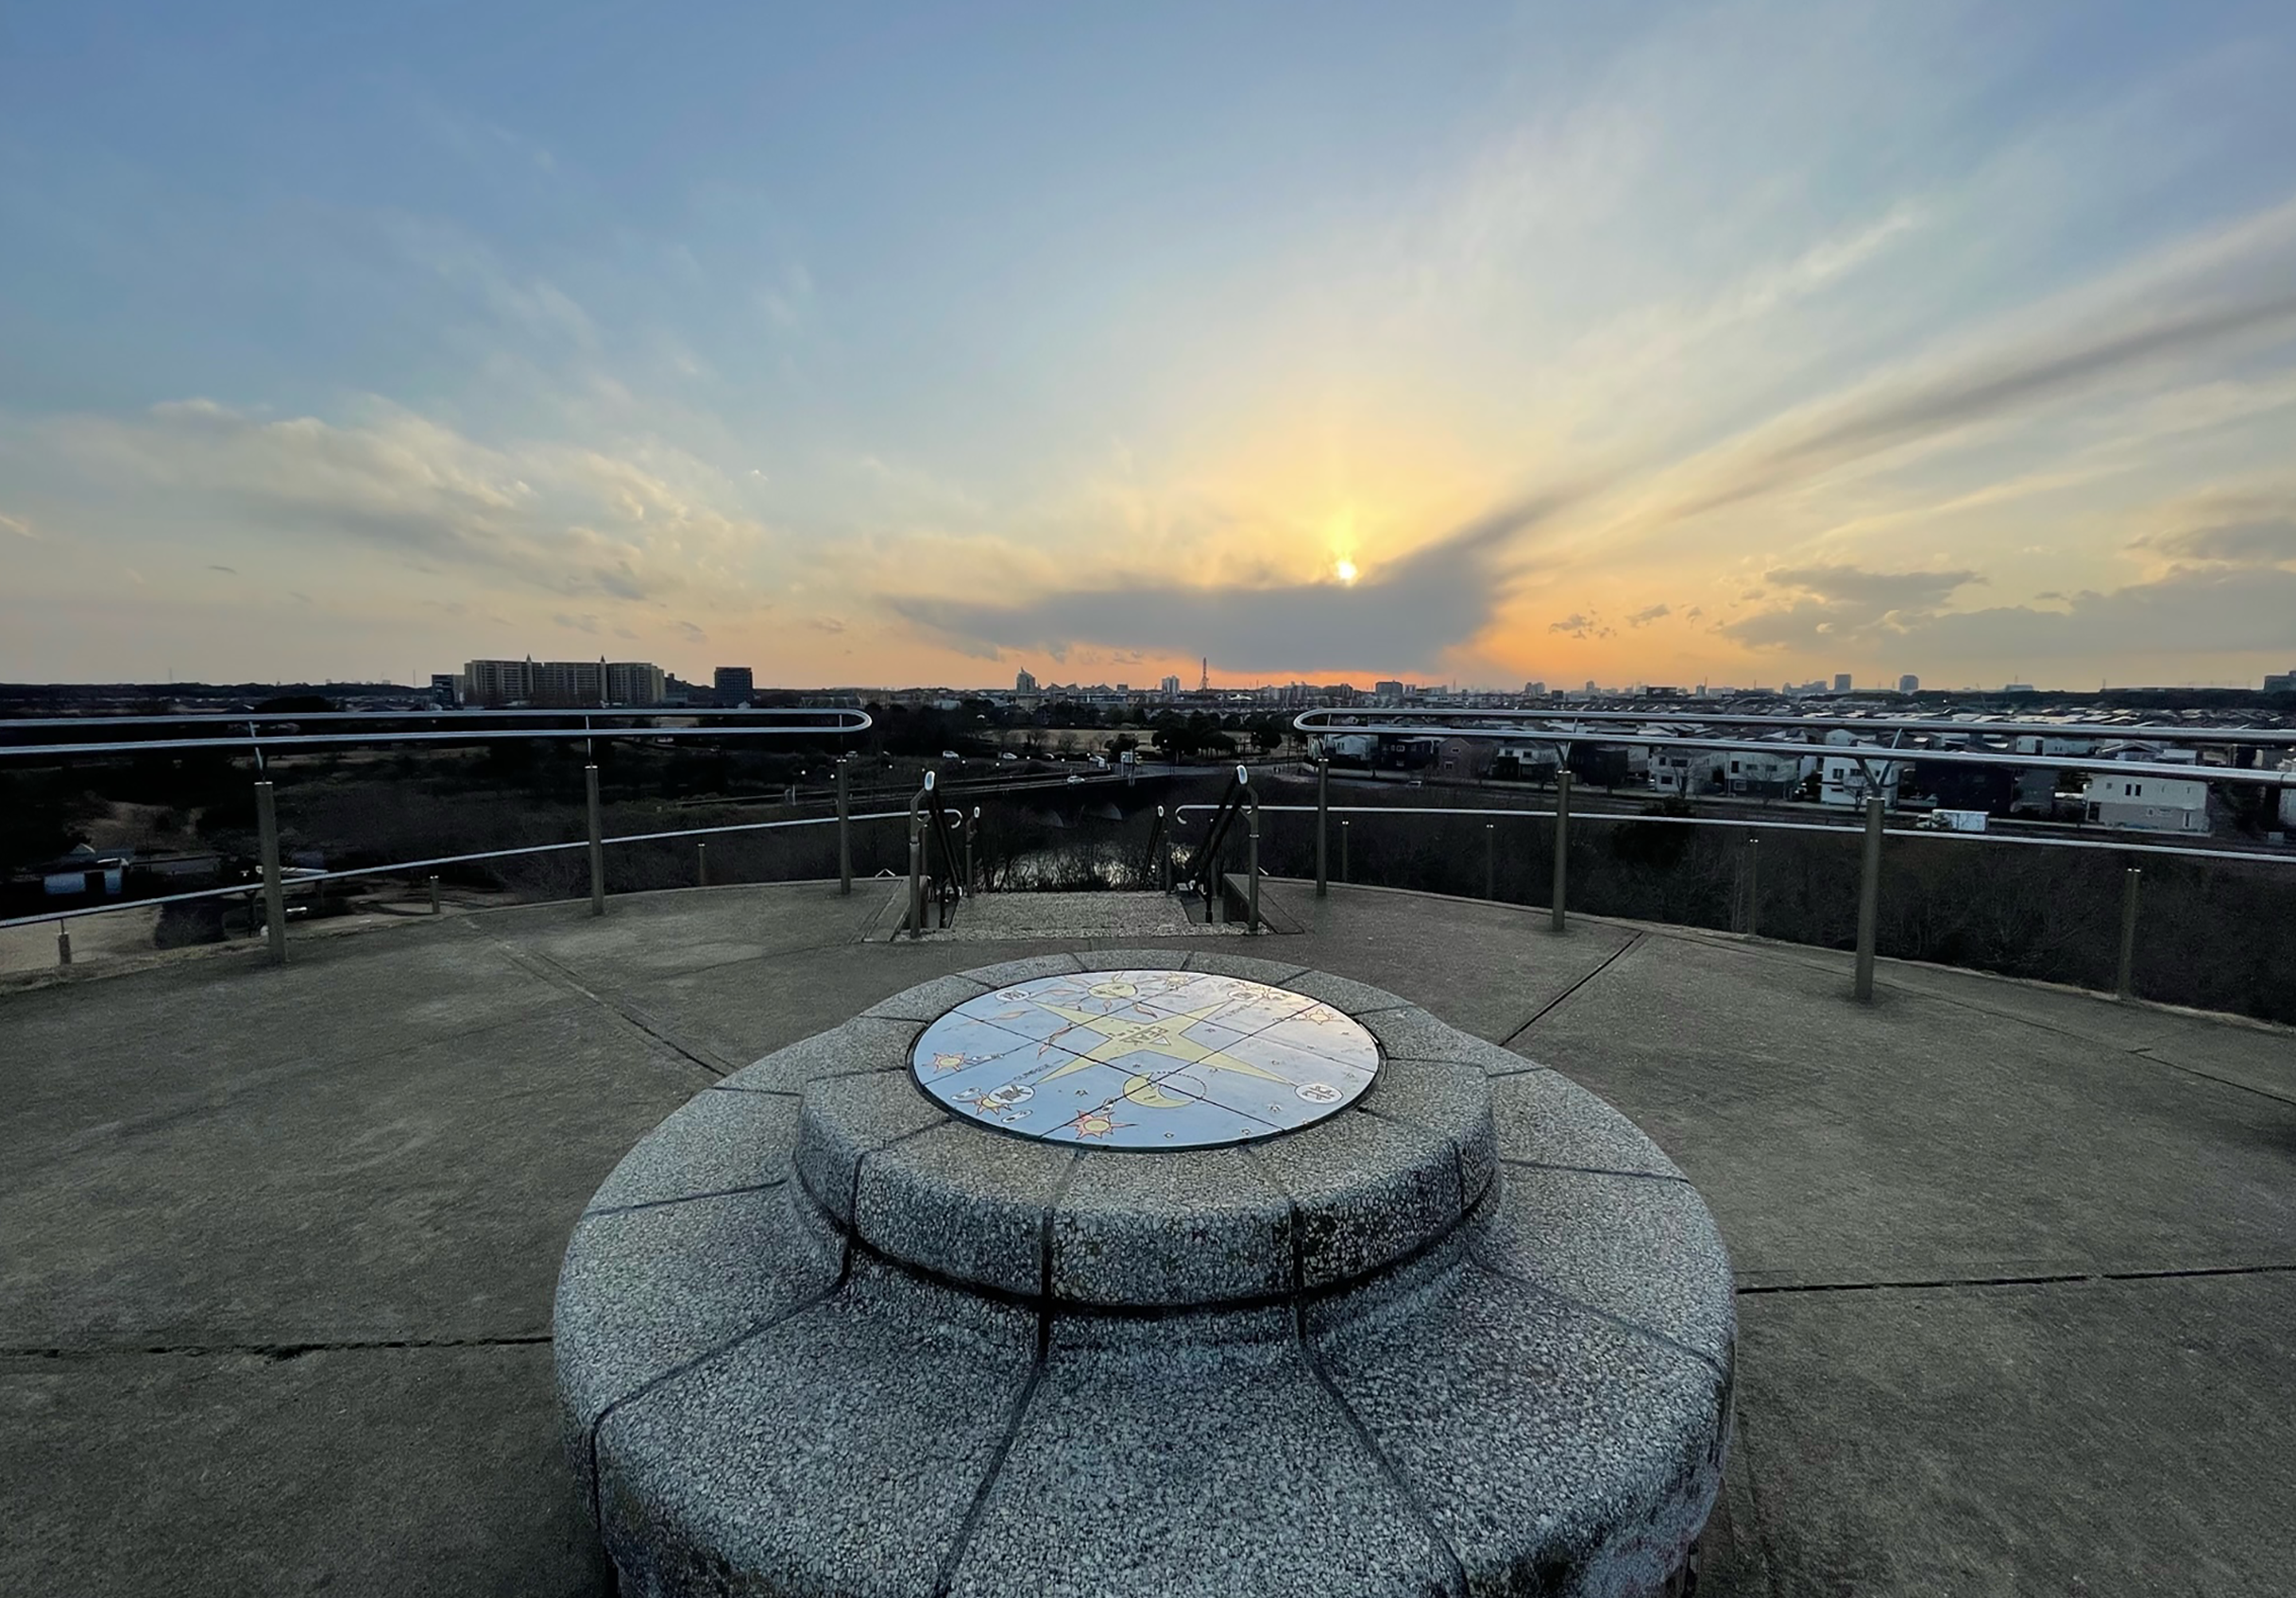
(1820, 751, 1902, 808)
(2085, 772, 2208, 833)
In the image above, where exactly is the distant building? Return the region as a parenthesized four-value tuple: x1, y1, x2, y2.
(1723, 749, 1804, 798)
(1819, 751, 1901, 808)
(1832, 673, 1853, 692)
(1898, 673, 1919, 693)
(1015, 670, 1038, 694)
(714, 667, 754, 705)
(430, 672, 464, 706)
(2004, 683, 2035, 693)
(463, 656, 664, 708)
(1648, 745, 1725, 796)
(2085, 773, 2208, 834)
(1158, 674, 1181, 698)
(1522, 681, 1547, 697)
(2266, 670, 2296, 693)
(1373, 679, 1405, 700)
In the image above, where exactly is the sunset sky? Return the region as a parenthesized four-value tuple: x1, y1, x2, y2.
(4, 1, 2294, 690)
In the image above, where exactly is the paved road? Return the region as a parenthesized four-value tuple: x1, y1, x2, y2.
(2, 881, 2290, 1595)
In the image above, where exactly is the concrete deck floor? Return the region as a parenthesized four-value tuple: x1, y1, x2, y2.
(3, 880, 2291, 1597)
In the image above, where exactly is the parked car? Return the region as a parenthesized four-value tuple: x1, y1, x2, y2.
(941, 750, 960, 759)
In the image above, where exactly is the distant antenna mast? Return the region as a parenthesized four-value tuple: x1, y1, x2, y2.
(1199, 656, 1209, 693)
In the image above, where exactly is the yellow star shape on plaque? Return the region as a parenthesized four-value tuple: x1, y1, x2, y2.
(1031, 996, 1290, 1107)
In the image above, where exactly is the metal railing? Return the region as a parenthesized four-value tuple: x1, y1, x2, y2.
(2, 708, 879, 963)
(1291, 706, 2296, 792)
(1176, 786, 2296, 1004)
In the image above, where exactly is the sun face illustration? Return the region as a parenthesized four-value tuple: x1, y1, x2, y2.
(928, 1051, 972, 1073)
(1068, 1106, 1128, 1139)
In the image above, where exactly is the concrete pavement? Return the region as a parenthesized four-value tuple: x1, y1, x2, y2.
(2, 879, 2290, 1596)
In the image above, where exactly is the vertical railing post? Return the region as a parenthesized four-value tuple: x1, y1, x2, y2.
(1485, 823, 1496, 900)
(2116, 867, 2142, 1000)
(1247, 800, 1261, 934)
(1550, 771, 1573, 934)
(836, 758, 853, 896)
(1315, 758, 1330, 897)
(1340, 818, 1351, 884)
(696, 841, 709, 887)
(585, 764, 605, 916)
(56, 921, 72, 967)
(427, 874, 440, 915)
(255, 779, 287, 965)
(1743, 837, 1760, 938)
(1854, 795, 1883, 1000)
(908, 816, 925, 939)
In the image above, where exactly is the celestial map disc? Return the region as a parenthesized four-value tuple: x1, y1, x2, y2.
(910, 968, 1380, 1149)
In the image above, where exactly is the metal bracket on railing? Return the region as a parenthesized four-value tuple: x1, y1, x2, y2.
(1188, 765, 1253, 908)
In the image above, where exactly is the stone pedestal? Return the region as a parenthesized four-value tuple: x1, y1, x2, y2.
(555, 951, 1733, 1597)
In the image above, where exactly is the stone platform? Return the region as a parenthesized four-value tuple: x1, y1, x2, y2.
(555, 950, 1735, 1597)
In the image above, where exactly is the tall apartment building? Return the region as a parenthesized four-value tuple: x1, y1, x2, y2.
(1832, 672, 1853, 692)
(1014, 670, 1038, 693)
(1158, 674, 1181, 698)
(1898, 673, 1920, 692)
(462, 656, 664, 707)
(713, 666, 755, 705)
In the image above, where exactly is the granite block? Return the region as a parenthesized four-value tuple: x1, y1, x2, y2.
(1280, 968, 1412, 1014)
(1179, 948, 1311, 983)
(1358, 1053, 1500, 1211)
(596, 1261, 1035, 1598)
(1309, 1255, 1728, 1595)
(967, 952, 1087, 986)
(853, 1121, 1076, 1295)
(793, 1070, 950, 1223)
(946, 1310, 1455, 1598)
(1248, 1111, 1461, 1289)
(1472, 1165, 1736, 1370)
(586, 1089, 798, 1213)
(861, 973, 995, 1022)
(555, 1185, 842, 1504)
(1489, 1071, 1689, 1181)
(1050, 1148, 1294, 1307)
(713, 1016, 923, 1095)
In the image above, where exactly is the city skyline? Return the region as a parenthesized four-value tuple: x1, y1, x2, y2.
(4, 3, 2295, 690)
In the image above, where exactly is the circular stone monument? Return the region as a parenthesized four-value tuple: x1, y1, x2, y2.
(556, 953, 1734, 1598)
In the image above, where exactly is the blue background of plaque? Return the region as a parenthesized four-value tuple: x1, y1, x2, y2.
(910, 969, 1379, 1148)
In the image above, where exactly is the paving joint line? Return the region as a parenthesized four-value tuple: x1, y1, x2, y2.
(488, 941, 735, 1078)
(1501, 931, 1647, 1046)
(1737, 1261, 2296, 1296)
(1, 1333, 553, 1360)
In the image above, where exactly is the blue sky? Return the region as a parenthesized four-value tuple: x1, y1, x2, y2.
(4, 0, 2293, 688)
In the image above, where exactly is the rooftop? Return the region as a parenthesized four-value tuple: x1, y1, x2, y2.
(5, 880, 2292, 1594)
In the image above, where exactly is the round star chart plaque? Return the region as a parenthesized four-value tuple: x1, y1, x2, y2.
(910, 969, 1379, 1148)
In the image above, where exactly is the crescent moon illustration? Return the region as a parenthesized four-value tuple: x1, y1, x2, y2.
(1120, 1073, 1194, 1109)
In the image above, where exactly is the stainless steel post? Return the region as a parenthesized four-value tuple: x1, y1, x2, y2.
(585, 764, 605, 916)
(1550, 771, 1573, 933)
(697, 841, 709, 887)
(836, 759, 853, 896)
(908, 817, 925, 939)
(1485, 823, 1496, 900)
(965, 808, 978, 895)
(256, 778, 287, 964)
(428, 874, 440, 914)
(56, 921, 71, 966)
(2116, 867, 2142, 1000)
(1854, 795, 1883, 1001)
(1743, 837, 1760, 938)
(1247, 800, 1261, 934)
(1315, 758, 1330, 897)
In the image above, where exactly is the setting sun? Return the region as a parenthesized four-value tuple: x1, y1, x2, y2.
(1334, 558, 1358, 585)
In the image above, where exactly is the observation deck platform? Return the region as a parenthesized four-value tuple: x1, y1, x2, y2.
(3, 880, 2292, 1595)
